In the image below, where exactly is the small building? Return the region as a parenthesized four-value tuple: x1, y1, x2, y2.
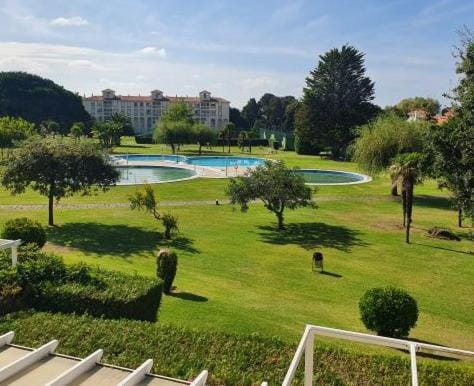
(407, 109, 428, 122)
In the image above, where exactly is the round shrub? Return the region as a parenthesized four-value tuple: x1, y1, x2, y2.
(359, 286, 418, 338)
(156, 249, 177, 294)
(1, 217, 46, 248)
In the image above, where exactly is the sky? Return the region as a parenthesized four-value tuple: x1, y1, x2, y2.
(0, 0, 473, 109)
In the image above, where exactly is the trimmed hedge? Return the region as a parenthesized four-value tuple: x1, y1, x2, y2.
(29, 271, 162, 322)
(0, 312, 473, 386)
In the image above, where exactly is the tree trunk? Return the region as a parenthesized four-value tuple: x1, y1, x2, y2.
(170, 143, 176, 154)
(276, 209, 285, 230)
(458, 207, 463, 228)
(401, 188, 407, 227)
(405, 182, 414, 244)
(198, 144, 202, 156)
(48, 192, 54, 226)
(391, 177, 398, 196)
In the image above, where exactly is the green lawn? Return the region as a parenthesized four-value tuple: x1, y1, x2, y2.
(0, 139, 472, 354)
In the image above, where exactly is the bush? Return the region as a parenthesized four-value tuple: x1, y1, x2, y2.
(16, 252, 68, 286)
(30, 270, 162, 322)
(161, 213, 178, 239)
(1, 312, 473, 386)
(359, 286, 418, 338)
(156, 249, 177, 294)
(294, 135, 319, 155)
(135, 135, 153, 144)
(1, 218, 46, 248)
(0, 267, 23, 316)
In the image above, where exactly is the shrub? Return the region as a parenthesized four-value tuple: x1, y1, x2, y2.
(1, 312, 473, 386)
(30, 270, 163, 322)
(156, 249, 177, 294)
(1, 218, 46, 248)
(161, 213, 178, 239)
(359, 286, 418, 338)
(16, 252, 67, 286)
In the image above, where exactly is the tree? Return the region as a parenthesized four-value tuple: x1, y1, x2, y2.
(391, 97, 441, 119)
(39, 120, 60, 136)
(353, 114, 428, 195)
(129, 184, 179, 239)
(295, 45, 378, 157)
(224, 122, 235, 153)
(70, 122, 85, 139)
(425, 119, 473, 228)
(92, 121, 122, 148)
(0, 72, 90, 132)
(153, 103, 195, 153)
(194, 123, 216, 155)
(1, 137, 119, 226)
(389, 153, 424, 243)
(241, 98, 259, 129)
(237, 130, 248, 151)
(229, 107, 248, 129)
(0, 116, 35, 158)
(110, 112, 134, 136)
(226, 160, 314, 229)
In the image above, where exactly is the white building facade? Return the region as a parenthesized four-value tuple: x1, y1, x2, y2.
(82, 89, 230, 137)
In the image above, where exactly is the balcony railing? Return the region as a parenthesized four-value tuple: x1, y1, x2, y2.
(275, 324, 474, 386)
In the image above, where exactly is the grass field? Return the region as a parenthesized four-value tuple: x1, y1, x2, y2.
(0, 138, 473, 353)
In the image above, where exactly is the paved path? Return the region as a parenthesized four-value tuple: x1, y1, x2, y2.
(0, 195, 403, 211)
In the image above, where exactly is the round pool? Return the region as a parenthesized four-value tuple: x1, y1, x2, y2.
(185, 156, 264, 167)
(295, 169, 370, 185)
(113, 154, 186, 163)
(116, 166, 197, 185)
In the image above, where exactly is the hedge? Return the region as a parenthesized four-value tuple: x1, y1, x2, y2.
(0, 249, 163, 322)
(0, 312, 472, 386)
(28, 270, 162, 322)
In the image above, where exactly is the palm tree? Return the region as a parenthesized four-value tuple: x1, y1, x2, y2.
(389, 153, 423, 243)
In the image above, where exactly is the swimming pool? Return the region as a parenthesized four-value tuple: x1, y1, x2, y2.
(114, 154, 265, 168)
(116, 166, 197, 185)
(294, 169, 370, 185)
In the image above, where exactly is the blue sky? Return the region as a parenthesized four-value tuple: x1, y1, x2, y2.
(0, 0, 472, 108)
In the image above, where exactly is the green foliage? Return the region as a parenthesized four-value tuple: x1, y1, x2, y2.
(194, 123, 216, 155)
(1, 137, 119, 225)
(92, 121, 122, 148)
(129, 184, 161, 220)
(359, 286, 418, 338)
(110, 112, 134, 136)
(31, 270, 162, 322)
(0, 116, 35, 156)
(156, 249, 178, 294)
(0, 72, 90, 131)
(353, 113, 429, 174)
(1, 312, 473, 386)
(70, 122, 85, 138)
(161, 213, 179, 240)
(16, 252, 68, 286)
(1, 217, 46, 248)
(425, 116, 474, 226)
(227, 160, 314, 229)
(296, 45, 379, 158)
(389, 97, 441, 119)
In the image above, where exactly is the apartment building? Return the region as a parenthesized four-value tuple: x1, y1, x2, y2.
(82, 89, 230, 137)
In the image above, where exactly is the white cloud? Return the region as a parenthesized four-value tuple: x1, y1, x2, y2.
(50, 16, 89, 27)
(137, 46, 167, 57)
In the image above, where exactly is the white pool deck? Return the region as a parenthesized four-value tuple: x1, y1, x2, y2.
(0, 332, 207, 386)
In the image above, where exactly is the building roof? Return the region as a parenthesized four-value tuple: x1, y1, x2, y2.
(0, 331, 207, 386)
(83, 95, 229, 103)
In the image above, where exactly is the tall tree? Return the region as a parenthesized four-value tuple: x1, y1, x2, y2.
(194, 123, 217, 155)
(226, 160, 314, 230)
(110, 112, 134, 136)
(0, 72, 90, 132)
(241, 98, 259, 129)
(229, 107, 248, 129)
(1, 137, 118, 226)
(153, 103, 195, 153)
(353, 114, 428, 195)
(295, 45, 378, 157)
(389, 153, 423, 243)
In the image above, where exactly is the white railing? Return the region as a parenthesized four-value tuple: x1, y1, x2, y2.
(280, 324, 474, 386)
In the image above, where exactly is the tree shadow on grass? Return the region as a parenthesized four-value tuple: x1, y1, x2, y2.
(413, 243, 473, 256)
(158, 235, 200, 254)
(47, 222, 159, 258)
(47, 222, 199, 257)
(413, 195, 453, 210)
(257, 222, 367, 252)
(169, 291, 208, 302)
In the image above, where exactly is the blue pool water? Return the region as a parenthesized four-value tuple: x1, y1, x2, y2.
(186, 156, 264, 167)
(116, 166, 196, 185)
(294, 169, 368, 184)
(114, 154, 264, 168)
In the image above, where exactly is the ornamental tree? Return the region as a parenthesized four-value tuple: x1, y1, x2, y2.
(0, 116, 35, 158)
(227, 160, 315, 230)
(194, 123, 216, 155)
(1, 137, 119, 226)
